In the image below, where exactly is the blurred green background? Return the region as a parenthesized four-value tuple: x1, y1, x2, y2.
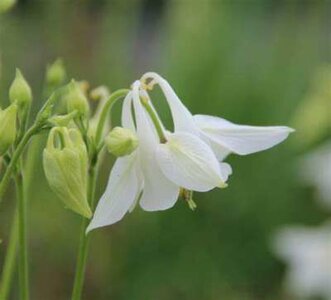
(0, 0, 330, 299)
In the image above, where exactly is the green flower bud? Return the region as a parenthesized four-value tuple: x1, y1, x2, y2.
(0, 104, 17, 155)
(0, 0, 16, 13)
(43, 127, 92, 218)
(9, 69, 32, 108)
(46, 59, 66, 87)
(48, 111, 77, 127)
(105, 127, 138, 157)
(88, 86, 110, 139)
(90, 86, 110, 101)
(64, 80, 89, 117)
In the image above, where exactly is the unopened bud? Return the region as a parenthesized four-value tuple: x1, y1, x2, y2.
(0, 0, 16, 13)
(64, 80, 89, 117)
(43, 127, 92, 218)
(90, 86, 110, 101)
(46, 59, 66, 87)
(48, 111, 77, 127)
(0, 104, 17, 155)
(9, 69, 32, 108)
(88, 86, 111, 138)
(105, 127, 138, 157)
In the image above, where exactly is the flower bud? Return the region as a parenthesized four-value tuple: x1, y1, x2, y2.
(9, 69, 32, 108)
(48, 111, 77, 127)
(64, 80, 89, 117)
(43, 127, 92, 218)
(46, 59, 66, 87)
(90, 86, 110, 101)
(0, 104, 17, 155)
(88, 86, 110, 139)
(105, 127, 138, 157)
(0, 0, 16, 13)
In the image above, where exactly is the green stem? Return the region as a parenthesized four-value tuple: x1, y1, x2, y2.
(15, 173, 29, 300)
(95, 89, 129, 148)
(71, 164, 98, 300)
(0, 210, 18, 300)
(0, 125, 38, 203)
(0, 90, 56, 298)
(141, 98, 167, 143)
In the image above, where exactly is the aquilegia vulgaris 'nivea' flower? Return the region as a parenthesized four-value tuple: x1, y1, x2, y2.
(87, 73, 294, 232)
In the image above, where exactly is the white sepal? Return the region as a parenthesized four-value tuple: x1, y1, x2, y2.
(194, 114, 294, 156)
(86, 154, 142, 232)
(121, 91, 135, 130)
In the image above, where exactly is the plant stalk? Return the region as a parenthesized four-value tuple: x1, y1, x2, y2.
(0, 210, 18, 300)
(15, 173, 29, 300)
(0, 126, 37, 203)
(141, 97, 167, 143)
(95, 89, 129, 149)
(71, 164, 98, 300)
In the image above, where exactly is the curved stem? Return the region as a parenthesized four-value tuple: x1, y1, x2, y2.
(15, 173, 29, 300)
(0, 209, 18, 300)
(95, 89, 129, 148)
(71, 164, 98, 300)
(141, 98, 167, 143)
(0, 125, 38, 203)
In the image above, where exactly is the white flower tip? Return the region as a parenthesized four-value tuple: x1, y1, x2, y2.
(85, 219, 115, 234)
(85, 224, 94, 235)
(278, 126, 295, 134)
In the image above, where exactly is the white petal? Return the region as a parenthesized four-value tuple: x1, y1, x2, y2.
(139, 159, 180, 211)
(219, 162, 232, 182)
(132, 81, 180, 211)
(156, 132, 227, 192)
(86, 154, 142, 232)
(132, 81, 159, 146)
(141, 72, 199, 135)
(121, 91, 135, 131)
(194, 114, 294, 156)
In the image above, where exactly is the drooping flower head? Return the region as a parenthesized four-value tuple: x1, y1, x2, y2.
(87, 73, 294, 232)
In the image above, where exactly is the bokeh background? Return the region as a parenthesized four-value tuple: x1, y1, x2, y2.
(0, 0, 330, 299)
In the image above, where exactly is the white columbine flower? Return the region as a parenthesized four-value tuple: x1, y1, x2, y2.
(87, 81, 226, 232)
(87, 73, 293, 231)
(272, 223, 331, 299)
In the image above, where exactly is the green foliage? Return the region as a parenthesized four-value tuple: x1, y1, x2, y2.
(0, 0, 16, 13)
